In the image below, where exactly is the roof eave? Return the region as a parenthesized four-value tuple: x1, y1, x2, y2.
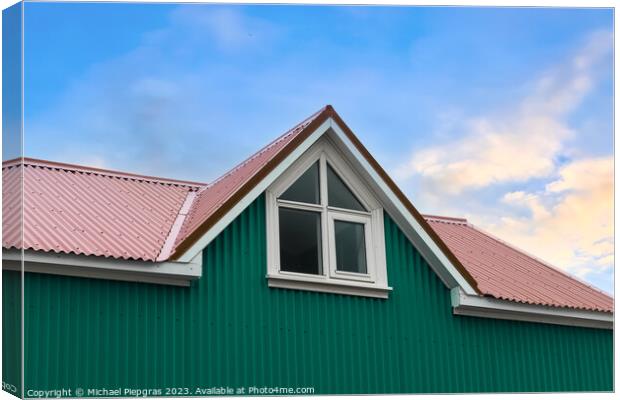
(3, 248, 202, 287)
(451, 287, 613, 330)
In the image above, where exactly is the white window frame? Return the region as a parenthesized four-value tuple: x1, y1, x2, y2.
(327, 211, 374, 283)
(266, 137, 391, 298)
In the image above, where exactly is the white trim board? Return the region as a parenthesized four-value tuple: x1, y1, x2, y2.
(451, 287, 613, 330)
(3, 249, 202, 287)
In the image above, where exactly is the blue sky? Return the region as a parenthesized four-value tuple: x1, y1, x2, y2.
(11, 3, 614, 293)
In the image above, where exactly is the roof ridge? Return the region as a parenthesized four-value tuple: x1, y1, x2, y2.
(423, 214, 469, 225)
(3, 157, 207, 189)
(466, 220, 614, 301)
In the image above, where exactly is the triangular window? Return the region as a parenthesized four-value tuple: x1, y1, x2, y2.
(279, 161, 320, 205)
(327, 163, 366, 211)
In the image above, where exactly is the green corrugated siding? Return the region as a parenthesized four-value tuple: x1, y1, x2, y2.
(2, 268, 22, 397)
(7, 194, 613, 395)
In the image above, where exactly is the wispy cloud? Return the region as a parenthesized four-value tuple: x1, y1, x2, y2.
(396, 30, 612, 194)
(394, 29, 613, 290)
(492, 156, 613, 281)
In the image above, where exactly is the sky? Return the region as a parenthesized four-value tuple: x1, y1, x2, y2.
(8, 3, 614, 293)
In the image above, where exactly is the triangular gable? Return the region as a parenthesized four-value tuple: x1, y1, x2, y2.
(170, 105, 481, 295)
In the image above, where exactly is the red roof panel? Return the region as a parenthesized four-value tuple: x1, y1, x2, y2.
(424, 215, 613, 313)
(3, 158, 204, 261)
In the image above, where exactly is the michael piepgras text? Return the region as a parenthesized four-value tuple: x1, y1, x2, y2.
(25, 386, 315, 397)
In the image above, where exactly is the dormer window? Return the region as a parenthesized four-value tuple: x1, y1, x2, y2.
(266, 137, 390, 298)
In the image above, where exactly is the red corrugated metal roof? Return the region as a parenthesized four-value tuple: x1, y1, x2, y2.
(2, 107, 612, 313)
(424, 215, 613, 313)
(2, 158, 204, 261)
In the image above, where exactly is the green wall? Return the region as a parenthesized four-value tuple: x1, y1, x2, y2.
(3, 194, 613, 396)
(2, 264, 21, 397)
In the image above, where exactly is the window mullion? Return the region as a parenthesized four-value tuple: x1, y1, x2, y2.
(319, 153, 328, 208)
(319, 153, 330, 278)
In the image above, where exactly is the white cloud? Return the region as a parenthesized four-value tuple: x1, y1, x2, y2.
(396, 30, 612, 194)
(393, 30, 613, 292)
(501, 191, 551, 221)
(485, 156, 613, 281)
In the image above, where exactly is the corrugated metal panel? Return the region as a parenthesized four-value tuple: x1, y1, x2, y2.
(2, 163, 22, 251)
(2, 269, 22, 397)
(17, 195, 612, 395)
(2, 159, 201, 261)
(425, 216, 613, 312)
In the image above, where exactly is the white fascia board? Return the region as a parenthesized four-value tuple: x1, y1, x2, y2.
(3, 249, 202, 287)
(451, 287, 613, 330)
(327, 122, 478, 295)
(176, 118, 332, 263)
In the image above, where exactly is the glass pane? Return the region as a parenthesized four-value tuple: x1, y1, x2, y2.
(279, 208, 322, 275)
(327, 164, 366, 211)
(334, 220, 367, 274)
(280, 161, 320, 204)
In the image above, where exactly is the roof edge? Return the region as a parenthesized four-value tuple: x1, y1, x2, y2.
(3, 157, 207, 188)
(423, 214, 469, 225)
(3, 248, 202, 287)
(451, 287, 613, 329)
(203, 106, 330, 190)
